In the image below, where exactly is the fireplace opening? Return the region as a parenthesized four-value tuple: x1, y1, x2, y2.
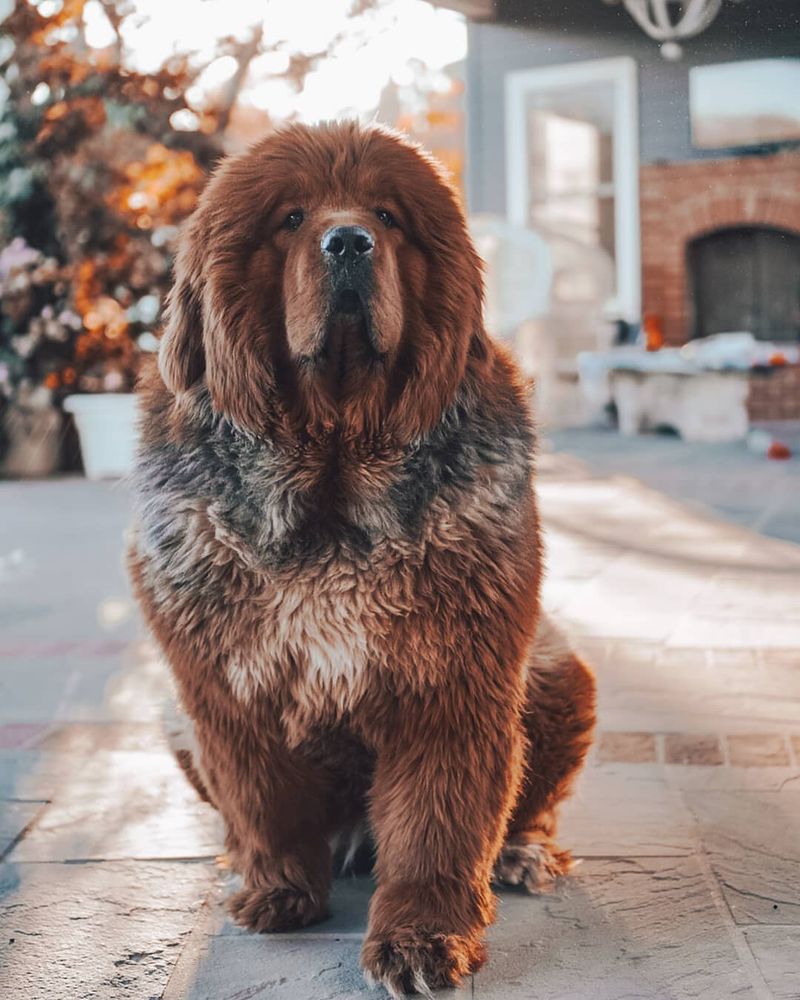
(688, 226, 800, 341)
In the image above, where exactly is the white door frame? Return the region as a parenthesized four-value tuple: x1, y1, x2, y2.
(505, 56, 641, 322)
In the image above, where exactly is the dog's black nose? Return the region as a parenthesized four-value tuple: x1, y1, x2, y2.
(321, 226, 374, 262)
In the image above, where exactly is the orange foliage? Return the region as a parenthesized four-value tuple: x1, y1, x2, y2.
(30, 0, 87, 46)
(38, 50, 93, 86)
(37, 95, 106, 146)
(2, 0, 222, 395)
(112, 144, 205, 230)
(72, 242, 136, 373)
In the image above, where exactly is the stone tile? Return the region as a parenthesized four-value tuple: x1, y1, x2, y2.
(728, 734, 791, 767)
(668, 617, 800, 650)
(599, 702, 789, 734)
(0, 723, 51, 749)
(659, 646, 800, 713)
(0, 750, 71, 801)
(707, 648, 759, 670)
(693, 574, 800, 619)
(0, 801, 46, 857)
(10, 751, 222, 862)
(664, 732, 724, 766)
(791, 735, 800, 763)
(560, 765, 695, 857)
(476, 858, 757, 999)
(0, 639, 172, 727)
(759, 650, 800, 670)
(180, 935, 372, 1000)
(35, 721, 169, 754)
(683, 791, 800, 924)
(0, 860, 214, 1000)
(664, 764, 800, 794)
(591, 638, 797, 731)
(742, 926, 800, 999)
(596, 731, 657, 764)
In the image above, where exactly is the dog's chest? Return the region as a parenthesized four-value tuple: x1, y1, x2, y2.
(225, 559, 376, 716)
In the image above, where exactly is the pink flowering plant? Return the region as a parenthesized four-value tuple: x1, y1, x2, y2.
(0, 237, 82, 400)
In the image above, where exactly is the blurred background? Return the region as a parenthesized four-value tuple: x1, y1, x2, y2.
(0, 0, 799, 479)
(1, 5, 799, 999)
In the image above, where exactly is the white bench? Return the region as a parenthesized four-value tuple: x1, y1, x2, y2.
(610, 369, 749, 443)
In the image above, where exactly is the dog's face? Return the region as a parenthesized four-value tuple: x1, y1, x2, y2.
(158, 122, 485, 441)
(272, 182, 409, 400)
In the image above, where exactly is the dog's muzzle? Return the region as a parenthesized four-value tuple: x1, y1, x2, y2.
(321, 225, 374, 311)
(319, 225, 382, 369)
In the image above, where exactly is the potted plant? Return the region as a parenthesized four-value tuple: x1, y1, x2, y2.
(0, 234, 158, 479)
(57, 239, 157, 479)
(0, 233, 156, 479)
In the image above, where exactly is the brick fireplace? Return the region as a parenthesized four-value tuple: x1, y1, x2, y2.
(640, 151, 800, 420)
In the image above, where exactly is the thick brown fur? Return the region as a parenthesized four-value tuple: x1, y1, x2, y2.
(128, 121, 595, 997)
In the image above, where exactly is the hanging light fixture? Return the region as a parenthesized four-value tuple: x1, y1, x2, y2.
(605, 0, 728, 60)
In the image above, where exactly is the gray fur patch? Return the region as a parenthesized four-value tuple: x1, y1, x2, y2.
(132, 382, 534, 586)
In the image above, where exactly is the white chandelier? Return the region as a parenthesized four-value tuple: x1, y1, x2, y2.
(606, 0, 728, 60)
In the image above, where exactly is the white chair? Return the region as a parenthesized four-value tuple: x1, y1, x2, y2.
(470, 214, 615, 427)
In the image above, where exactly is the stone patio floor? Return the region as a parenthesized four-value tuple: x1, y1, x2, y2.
(547, 422, 800, 545)
(1, 438, 799, 999)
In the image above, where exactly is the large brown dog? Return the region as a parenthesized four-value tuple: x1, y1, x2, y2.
(128, 121, 595, 997)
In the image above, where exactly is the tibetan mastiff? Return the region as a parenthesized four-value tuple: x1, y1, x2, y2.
(129, 121, 596, 997)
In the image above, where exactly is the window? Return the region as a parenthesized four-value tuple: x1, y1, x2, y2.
(690, 59, 800, 149)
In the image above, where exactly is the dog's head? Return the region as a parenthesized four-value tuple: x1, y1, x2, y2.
(159, 121, 485, 441)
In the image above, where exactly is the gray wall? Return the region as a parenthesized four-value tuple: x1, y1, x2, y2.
(465, 1, 800, 214)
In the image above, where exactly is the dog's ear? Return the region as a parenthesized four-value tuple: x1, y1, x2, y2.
(158, 202, 277, 436)
(200, 263, 278, 437)
(158, 222, 206, 394)
(386, 144, 487, 442)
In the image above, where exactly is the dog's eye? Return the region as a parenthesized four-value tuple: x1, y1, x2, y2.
(283, 209, 304, 231)
(375, 208, 395, 228)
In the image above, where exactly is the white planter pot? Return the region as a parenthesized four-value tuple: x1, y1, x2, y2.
(63, 393, 140, 480)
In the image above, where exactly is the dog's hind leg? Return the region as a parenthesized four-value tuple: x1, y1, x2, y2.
(494, 615, 596, 893)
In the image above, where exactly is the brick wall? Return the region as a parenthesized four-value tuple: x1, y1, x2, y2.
(640, 152, 800, 422)
(748, 365, 800, 421)
(640, 151, 800, 346)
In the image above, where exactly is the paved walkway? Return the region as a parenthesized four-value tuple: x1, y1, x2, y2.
(1, 452, 799, 999)
(547, 423, 800, 544)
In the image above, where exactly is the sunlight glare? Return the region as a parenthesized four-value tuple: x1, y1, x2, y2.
(108, 0, 466, 121)
(83, 0, 117, 49)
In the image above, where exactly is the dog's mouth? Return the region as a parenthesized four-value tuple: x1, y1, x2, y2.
(317, 289, 383, 393)
(333, 288, 363, 317)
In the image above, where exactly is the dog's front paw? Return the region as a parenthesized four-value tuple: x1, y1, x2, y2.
(361, 929, 485, 998)
(228, 884, 328, 933)
(493, 837, 575, 894)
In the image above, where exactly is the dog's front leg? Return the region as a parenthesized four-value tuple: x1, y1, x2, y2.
(360, 682, 525, 996)
(194, 705, 332, 933)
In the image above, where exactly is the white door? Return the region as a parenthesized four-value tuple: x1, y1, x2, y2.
(505, 57, 641, 322)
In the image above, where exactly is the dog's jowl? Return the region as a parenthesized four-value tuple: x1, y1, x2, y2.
(128, 121, 596, 997)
